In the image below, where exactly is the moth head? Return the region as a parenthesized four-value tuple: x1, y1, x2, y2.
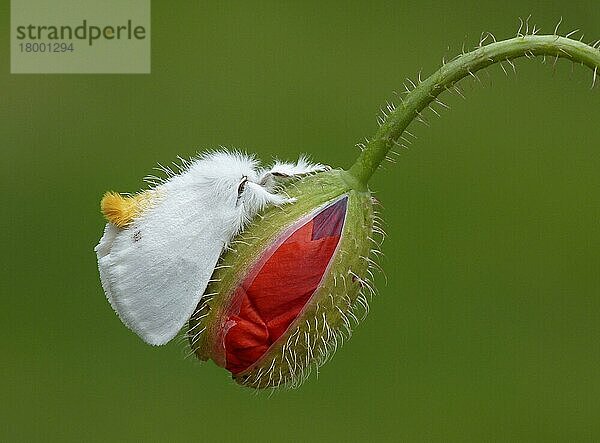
(236, 176, 289, 222)
(187, 151, 259, 199)
(185, 151, 287, 227)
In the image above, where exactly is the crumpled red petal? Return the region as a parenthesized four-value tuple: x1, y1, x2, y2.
(222, 196, 348, 374)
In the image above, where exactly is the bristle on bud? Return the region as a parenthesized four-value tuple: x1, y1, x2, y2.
(189, 170, 380, 389)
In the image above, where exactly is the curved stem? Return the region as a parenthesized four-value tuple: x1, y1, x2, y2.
(348, 35, 600, 185)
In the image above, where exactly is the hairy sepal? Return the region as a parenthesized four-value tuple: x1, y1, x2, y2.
(189, 169, 376, 389)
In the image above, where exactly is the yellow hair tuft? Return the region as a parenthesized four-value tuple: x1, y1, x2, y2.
(100, 191, 154, 228)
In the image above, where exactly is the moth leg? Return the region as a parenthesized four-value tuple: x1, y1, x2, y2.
(101, 190, 155, 228)
(259, 156, 330, 186)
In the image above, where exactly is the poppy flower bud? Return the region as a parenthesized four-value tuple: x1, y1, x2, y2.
(188, 169, 381, 389)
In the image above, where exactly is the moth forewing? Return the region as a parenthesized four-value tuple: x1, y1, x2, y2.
(97, 183, 231, 345)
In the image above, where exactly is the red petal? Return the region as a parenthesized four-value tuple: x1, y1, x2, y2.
(222, 196, 347, 374)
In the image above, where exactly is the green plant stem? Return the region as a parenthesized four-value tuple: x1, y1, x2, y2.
(348, 35, 600, 186)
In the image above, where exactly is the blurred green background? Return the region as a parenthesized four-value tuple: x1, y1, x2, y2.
(1, 1, 599, 441)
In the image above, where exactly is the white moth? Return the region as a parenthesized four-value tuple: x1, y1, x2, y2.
(95, 150, 327, 345)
